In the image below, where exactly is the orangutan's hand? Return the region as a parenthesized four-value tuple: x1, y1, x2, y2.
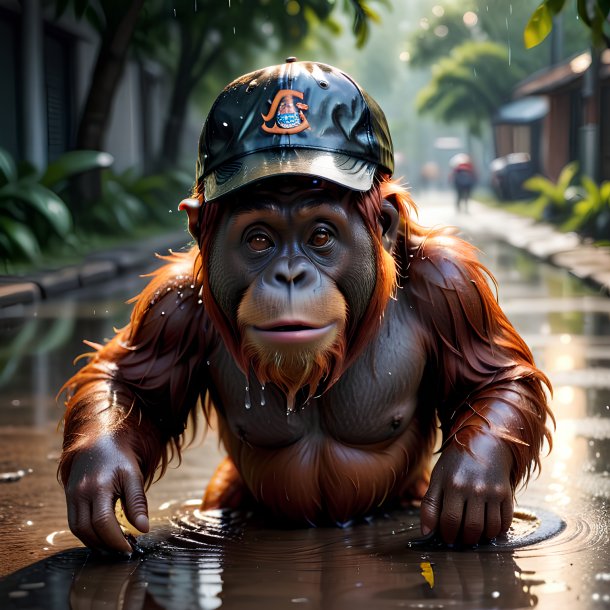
(420, 434, 514, 545)
(64, 436, 149, 554)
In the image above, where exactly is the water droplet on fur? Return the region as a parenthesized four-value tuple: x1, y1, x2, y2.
(286, 393, 296, 414)
(245, 386, 251, 409)
(260, 385, 266, 406)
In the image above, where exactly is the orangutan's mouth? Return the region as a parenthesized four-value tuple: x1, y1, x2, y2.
(252, 321, 336, 345)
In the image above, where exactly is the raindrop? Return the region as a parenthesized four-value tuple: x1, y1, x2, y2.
(245, 385, 251, 409)
(260, 385, 266, 406)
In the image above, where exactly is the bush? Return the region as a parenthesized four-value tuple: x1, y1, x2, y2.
(0, 148, 112, 265)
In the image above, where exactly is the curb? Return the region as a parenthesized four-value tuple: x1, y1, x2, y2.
(465, 201, 610, 295)
(0, 230, 191, 309)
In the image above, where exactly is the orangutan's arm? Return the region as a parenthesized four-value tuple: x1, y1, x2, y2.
(405, 232, 553, 544)
(59, 249, 210, 553)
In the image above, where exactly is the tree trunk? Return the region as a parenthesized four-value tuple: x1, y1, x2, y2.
(72, 0, 144, 213)
(156, 23, 219, 170)
(157, 41, 194, 170)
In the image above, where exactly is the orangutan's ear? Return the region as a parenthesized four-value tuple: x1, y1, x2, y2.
(178, 196, 203, 240)
(380, 199, 399, 254)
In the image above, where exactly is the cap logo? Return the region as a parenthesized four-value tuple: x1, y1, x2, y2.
(261, 89, 310, 134)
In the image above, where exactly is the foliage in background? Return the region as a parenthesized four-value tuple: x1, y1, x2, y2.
(407, 0, 588, 74)
(0, 148, 112, 266)
(140, 0, 387, 169)
(49, 0, 387, 179)
(525, 0, 610, 49)
(79, 167, 191, 236)
(522, 161, 580, 223)
(0, 146, 191, 271)
(521, 162, 610, 242)
(564, 176, 610, 240)
(407, 0, 590, 138)
(415, 41, 524, 137)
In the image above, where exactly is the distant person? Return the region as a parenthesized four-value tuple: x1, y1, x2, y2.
(420, 161, 440, 190)
(450, 155, 477, 213)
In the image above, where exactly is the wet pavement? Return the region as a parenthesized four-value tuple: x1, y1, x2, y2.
(0, 189, 609, 609)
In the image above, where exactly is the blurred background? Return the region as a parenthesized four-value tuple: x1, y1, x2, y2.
(0, 0, 608, 273)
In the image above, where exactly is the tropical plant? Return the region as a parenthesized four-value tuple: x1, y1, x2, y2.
(525, 0, 610, 49)
(522, 161, 580, 222)
(564, 176, 610, 240)
(79, 166, 192, 235)
(415, 41, 524, 137)
(0, 148, 113, 266)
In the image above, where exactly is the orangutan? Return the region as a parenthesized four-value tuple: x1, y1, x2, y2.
(59, 59, 553, 554)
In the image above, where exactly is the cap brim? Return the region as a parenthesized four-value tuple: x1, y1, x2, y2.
(203, 149, 377, 202)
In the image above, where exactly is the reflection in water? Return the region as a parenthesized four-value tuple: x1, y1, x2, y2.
(2, 505, 567, 610)
(1, 236, 610, 609)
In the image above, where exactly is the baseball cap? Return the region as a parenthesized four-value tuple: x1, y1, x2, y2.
(197, 58, 394, 201)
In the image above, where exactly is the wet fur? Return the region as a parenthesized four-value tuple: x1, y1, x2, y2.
(59, 177, 553, 519)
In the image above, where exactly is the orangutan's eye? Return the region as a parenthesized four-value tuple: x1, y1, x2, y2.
(248, 233, 273, 252)
(309, 228, 332, 248)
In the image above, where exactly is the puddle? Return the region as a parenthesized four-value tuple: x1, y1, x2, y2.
(0, 503, 568, 610)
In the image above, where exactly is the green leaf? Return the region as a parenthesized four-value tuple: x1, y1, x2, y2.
(577, 0, 592, 25)
(16, 160, 39, 180)
(557, 161, 579, 190)
(524, 3, 554, 48)
(0, 183, 73, 236)
(522, 175, 556, 195)
(581, 175, 601, 208)
(0, 216, 41, 261)
(600, 181, 610, 203)
(0, 148, 17, 186)
(40, 150, 114, 188)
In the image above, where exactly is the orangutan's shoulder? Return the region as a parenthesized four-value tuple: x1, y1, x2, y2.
(405, 229, 483, 290)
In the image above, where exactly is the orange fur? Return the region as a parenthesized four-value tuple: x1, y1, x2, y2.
(58, 176, 553, 519)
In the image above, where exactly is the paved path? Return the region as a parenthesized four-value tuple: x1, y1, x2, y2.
(413, 188, 610, 296)
(1, 190, 609, 308)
